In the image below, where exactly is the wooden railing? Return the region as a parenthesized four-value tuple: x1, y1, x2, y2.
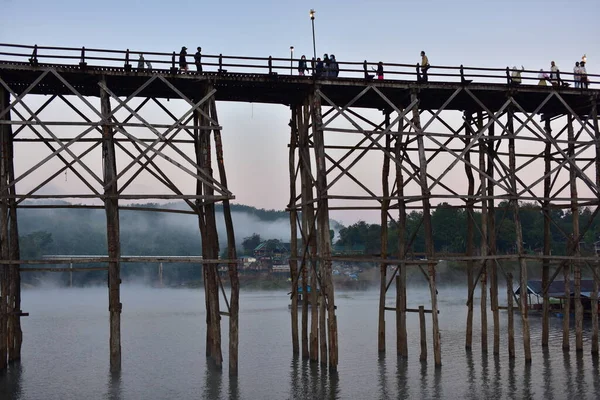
(0, 43, 598, 88)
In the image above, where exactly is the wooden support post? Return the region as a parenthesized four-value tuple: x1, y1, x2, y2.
(507, 273, 515, 358)
(395, 116, 408, 357)
(298, 100, 311, 360)
(563, 258, 571, 351)
(412, 91, 441, 366)
(311, 90, 338, 369)
(568, 113, 583, 352)
(477, 111, 488, 353)
(419, 305, 427, 362)
(101, 78, 122, 371)
(378, 112, 391, 353)
(592, 97, 600, 355)
(288, 105, 300, 355)
(0, 86, 9, 370)
(210, 99, 239, 375)
(542, 118, 551, 347)
(464, 112, 475, 351)
(487, 116, 499, 356)
(507, 107, 531, 362)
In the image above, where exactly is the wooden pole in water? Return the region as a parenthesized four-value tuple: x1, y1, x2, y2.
(464, 112, 475, 351)
(477, 111, 488, 353)
(288, 105, 300, 355)
(378, 112, 391, 353)
(419, 305, 427, 362)
(0, 85, 9, 370)
(592, 97, 600, 355)
(507, 107, 531, 362)
(158, 263, 163, 287)
(210, 98, 240, 375)
(101, 78, 122, 371)
(487, 117, 499, 356)
(395, 116, 408, 357)
(412, 91, 441, 366)
(507, 273, 515, 358)
(311, 89, 338, 369)
(568, 113, 583, 352)
(542, 118, 552, 348)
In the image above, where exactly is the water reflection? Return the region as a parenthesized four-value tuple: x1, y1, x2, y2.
(0, 362, 23, 400)
(574, 352, 585, 398)
(465, 351, 477, 400)
(507, 358, 516, 400)
(289, 358, 339, 400)
(592, 355, 600, 394)
(377, 353, 388, 399)
(228, 374, 240, 400)
(542, 349, 554, 400)
(396, 357, 409, 400)
(106, 369, 122, 400)
(521, 361, 532, 400)
(202, 362, 222, 400)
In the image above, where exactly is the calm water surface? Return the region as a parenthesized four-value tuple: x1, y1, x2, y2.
(0, 285, 599, 399)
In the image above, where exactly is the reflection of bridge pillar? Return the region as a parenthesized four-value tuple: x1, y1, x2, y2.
(158, 263, 163, 287)
(101, 78, 122, 371)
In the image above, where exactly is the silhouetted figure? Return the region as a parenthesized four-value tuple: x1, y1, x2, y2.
(580, 61, 588, 88)
(376, 62, 384, 80)
(363, 60, 374, 80)
(550, 61, 560, 86)
(323, 54, 330, 77)
(420, 51, 430, 82)
(330, 54, 339, 77)
(511, 65, 524, 84)
(298, 55, 308, 76)
(179, 46, 188, 72)
(194, 47, 202, 72)
(315, 57, 323, 77)
(137, 54, 146, 70)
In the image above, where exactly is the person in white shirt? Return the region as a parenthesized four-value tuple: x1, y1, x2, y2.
(573, 62, 580, 88)
(550, 61, 559, 86)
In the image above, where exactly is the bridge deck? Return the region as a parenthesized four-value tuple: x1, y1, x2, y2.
(1, 62, 598, 115)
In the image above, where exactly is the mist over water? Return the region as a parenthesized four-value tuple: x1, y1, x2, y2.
(1, 285, 599, 399)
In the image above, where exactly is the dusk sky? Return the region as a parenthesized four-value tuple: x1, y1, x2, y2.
(1, 0, 598, 224)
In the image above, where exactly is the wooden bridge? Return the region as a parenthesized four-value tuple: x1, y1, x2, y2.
(0, 43, 599, 375)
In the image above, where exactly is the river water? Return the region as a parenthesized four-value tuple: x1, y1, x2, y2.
(0, 285, 598, 399)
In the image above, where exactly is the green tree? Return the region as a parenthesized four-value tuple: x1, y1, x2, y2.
(242, 233, 262, 254)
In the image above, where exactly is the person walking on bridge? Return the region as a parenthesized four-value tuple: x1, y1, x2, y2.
(330, 54, 339, 77)
(420, 51, 430, 82)
(550, 61, 560, 86)
(137, 54, 146, 71)
(179, 46, 188, 72)
(194, 47, 202, 72)
(298, 55, 308, 76)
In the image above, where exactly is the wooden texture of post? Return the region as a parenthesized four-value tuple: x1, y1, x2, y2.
(464, 112, 474, 350)
(507, 107, 531, 362)
(412, 91, 440, 366)
(0, 86, 9, 370)
(507, 273, 515, 358)
(210, 99, 239, 375)
(311, 90, 338, 369)
(568, 114, 583, 352)
(298, 100, 311, 360)
(288, 105, 299, 355)
(419, 305, 427, 362)
(542, 118, 551, 347)
(378, 112, 391, 353)
(8, 118, 21, 362)
(395, 113, 407, 357)
(487, 119, 499, 355)
(592, 97, 600, 354)
(101, 78, 122, 371)
(477, 111, 488, 353)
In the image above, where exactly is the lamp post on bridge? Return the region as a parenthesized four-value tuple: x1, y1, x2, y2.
(290, 46, 294, 75)
(309, 9, 316, 62)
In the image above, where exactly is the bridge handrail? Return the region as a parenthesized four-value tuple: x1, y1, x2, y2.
(0, 42, 598, 87)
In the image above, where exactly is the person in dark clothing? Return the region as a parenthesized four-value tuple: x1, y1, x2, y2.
(323, 54, 330, 77)
(363, 60, 374, 80)
(329, 54, 339, 77)
(315, 57, 323, 77)
(194, 47, 202, 72)
(179, 46, 188, 72)
(376, 62, 384, 80)
(298, 55, 308, 76)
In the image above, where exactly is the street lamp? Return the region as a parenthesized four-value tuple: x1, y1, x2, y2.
(290, 46, 294, 75)
(309, 9, 316, 62)
(582, 54, 587, 63)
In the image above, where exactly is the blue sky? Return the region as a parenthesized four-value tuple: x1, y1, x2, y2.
(1, 0, 599, 224)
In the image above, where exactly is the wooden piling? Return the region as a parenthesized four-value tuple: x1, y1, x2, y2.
(464, 112, 475, 351)
(0, 85, 9, 370)
(592, 98, 600, 355)
(101, 79, 122, 371)
(412, 91, 441, 366)
(487, 118, 499, 356)
(288, 105, 300, 355)
(507, 107, 531, 362)
(568, 114, 583, 352)
(378, 112, 391, 353)
(542, 118, 551, 347)
(507, 273, 515, 359)
(210, 99, 240, 375)
(477, 111, 488, 353)
(419, 306, 427, 362)
(395, 116, 408, 357)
